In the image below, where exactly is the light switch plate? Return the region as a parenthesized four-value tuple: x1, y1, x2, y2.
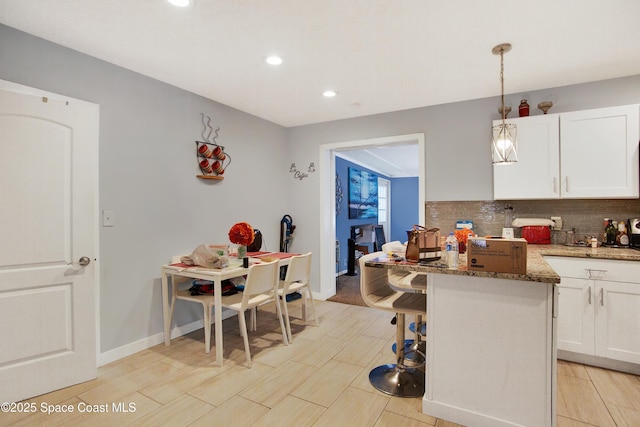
(103, 209, 115, 227)
(551, 216, 562, 230)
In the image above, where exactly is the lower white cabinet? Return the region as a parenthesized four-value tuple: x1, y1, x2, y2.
(544, 256, 640, 366)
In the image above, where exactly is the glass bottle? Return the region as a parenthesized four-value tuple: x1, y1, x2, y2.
(519, 99, 530, 117)
(605, 219, 617, 245)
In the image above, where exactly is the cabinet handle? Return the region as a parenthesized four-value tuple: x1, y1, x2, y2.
(586, 268, 607, 279)
(553, 177, 558, 194)
(599, 288, 604, 306)
(588, 287, 592, 305)
(565, 176, 569, 193)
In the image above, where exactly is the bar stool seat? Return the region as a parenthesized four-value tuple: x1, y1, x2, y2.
(388, 268, 427, 367)
(359, 252, 426, 397)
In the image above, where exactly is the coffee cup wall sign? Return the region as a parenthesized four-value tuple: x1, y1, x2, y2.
(196, 114, 231, 180)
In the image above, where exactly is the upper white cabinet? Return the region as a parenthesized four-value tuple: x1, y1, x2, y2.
(493, 114, 560, 199)
(561, 105, 639, 198)
(494, 104, 639, 200)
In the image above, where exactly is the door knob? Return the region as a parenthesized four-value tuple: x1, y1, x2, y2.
(68, 257, 91, 267)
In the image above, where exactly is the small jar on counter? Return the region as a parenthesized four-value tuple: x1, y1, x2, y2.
(519, 99, 530, 117)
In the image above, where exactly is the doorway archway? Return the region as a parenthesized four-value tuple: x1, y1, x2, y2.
(318, 133, 426, 299)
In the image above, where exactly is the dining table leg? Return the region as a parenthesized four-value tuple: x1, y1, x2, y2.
(214, 277, 224, 365)
(161, 271, 171, 346)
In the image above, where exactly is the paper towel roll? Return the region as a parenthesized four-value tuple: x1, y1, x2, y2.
(511, 218, 555, 227)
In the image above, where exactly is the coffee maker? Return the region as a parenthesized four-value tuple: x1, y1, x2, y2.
(629, 218, 640, 248)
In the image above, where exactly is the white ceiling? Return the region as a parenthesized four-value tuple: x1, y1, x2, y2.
(336, 144, 419, 178)
(1, 0, 640, 130)
(3, 1, 638, 179)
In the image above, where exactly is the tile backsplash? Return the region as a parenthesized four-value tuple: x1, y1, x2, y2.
(425, 199, 640, 244)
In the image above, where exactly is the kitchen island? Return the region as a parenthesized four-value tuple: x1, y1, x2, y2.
(366, 249, 560, 427)
(365, 244, 640, 427)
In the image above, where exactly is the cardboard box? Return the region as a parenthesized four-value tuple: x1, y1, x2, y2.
(467, 237, 527, 274)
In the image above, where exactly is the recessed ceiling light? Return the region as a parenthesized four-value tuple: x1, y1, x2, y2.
(168, 0, 190, 7)
(323, 90, 338, 98)
(265, 56, 283, 65)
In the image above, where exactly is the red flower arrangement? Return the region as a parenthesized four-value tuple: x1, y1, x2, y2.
(454, 229, 476, 254)
(228, 222, 255, 246)
(454, 228, 475, 245)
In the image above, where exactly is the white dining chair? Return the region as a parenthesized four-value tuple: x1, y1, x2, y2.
(169, 255, 217, 353)
(220, 259, 288, 368)
(277, 252, 318, 342)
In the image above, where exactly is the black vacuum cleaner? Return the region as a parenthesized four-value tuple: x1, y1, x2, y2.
(279, 215, 300, 301)
(279, 214, 295, 252)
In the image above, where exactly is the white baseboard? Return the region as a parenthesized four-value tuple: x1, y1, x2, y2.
(97, 310, 236, 367)
(558, 350, 640, 375)
(336, 269, 347, 276)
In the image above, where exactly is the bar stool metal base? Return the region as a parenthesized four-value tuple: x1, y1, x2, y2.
(392, 339, 426, 367)
(369, 364, 425, 397)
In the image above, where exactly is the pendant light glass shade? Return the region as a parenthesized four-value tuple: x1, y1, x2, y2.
(492, 43, 518, 165)
(492, 122, 518, 163)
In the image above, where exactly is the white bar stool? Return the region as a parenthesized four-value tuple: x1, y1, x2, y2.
(359, 252, 426, 397)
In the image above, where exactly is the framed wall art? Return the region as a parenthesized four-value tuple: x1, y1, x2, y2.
(348, 167, 378, 219)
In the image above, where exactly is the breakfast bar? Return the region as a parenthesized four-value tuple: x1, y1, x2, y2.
(366, 248, 561, 427)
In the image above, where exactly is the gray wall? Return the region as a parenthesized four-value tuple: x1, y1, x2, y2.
(0, 24, 292, 356)
(3, 22, 640, 360)
(287, 74, 640, 303)
(288, 76, 640, 202)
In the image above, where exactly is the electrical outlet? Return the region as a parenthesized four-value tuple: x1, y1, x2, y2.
(551, 216, 562, 230)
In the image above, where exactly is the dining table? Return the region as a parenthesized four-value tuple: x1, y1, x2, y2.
(161, 251, 299, 366)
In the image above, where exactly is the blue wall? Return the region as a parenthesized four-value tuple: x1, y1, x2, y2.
(390, 177, 419, 243)
(335, 156, 418, 273)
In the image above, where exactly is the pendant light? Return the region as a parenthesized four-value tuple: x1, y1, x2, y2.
(492, 43, 518, 164)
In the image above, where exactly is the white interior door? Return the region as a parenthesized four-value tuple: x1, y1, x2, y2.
(0, 80, 99, 402)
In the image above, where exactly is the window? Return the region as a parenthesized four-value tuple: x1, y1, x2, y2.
(377, 177, 390, 242)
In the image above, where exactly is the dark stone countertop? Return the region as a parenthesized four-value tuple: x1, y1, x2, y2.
(365, 244, 640, 285)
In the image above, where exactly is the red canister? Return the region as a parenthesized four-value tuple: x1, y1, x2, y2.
(521, 226, 550, 244)
(519, 99, 530, 117)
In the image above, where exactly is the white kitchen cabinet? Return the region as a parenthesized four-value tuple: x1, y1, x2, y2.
(544, 256, 640, 367)
(493, 114, 560, 199)
(561, 105, 639, 198)
(494, 104, 640, 200)
(553, 276, 595, 354)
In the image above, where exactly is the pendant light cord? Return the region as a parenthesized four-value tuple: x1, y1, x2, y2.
(500, 48, 506, 125)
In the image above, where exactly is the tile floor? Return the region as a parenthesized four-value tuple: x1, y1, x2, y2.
(3, 299, 640, 426)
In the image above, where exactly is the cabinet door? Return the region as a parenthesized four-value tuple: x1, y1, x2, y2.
(595, 280, 640, 364)
(560, 104, 640, 198)
(556, 277, 595, 354)
(493, 114, 560, 200)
